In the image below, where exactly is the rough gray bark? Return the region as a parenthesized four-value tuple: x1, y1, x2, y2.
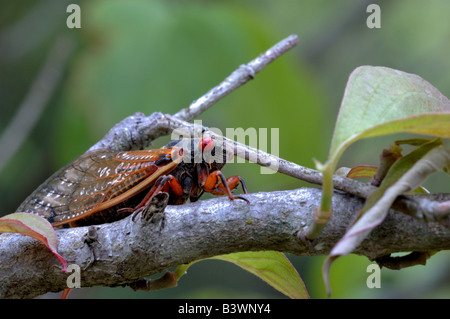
(1, 188, 449, 298)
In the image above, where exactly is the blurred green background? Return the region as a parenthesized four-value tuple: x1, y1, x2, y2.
(1, 0, 449, 298)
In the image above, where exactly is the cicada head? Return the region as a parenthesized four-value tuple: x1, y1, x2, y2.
(199, 136, 234, 170)
(165, 136, 233, 168)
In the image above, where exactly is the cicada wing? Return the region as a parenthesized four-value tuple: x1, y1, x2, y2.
(16, 148, 176, 226)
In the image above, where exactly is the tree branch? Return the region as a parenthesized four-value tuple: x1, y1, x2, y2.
(173, 34, 299, 121)
(1, 188, 449, 298)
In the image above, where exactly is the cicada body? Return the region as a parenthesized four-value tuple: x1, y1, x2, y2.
(17, 137, 247, 227)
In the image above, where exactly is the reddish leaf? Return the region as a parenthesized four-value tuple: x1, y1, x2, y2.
(0, 212, 67, 272)
(61, 288, 72, 299)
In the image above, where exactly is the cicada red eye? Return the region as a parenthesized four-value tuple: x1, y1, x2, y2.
(199, 137, 214, 151)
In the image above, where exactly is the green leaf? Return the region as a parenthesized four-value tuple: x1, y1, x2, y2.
(309, 66, 450, 239)
(328, 66, 450, 165)
(174, 251, 308, 299)
(323, 139, 449, 295)
(211, 251, 309, 299)
(0, 212, 67, 272)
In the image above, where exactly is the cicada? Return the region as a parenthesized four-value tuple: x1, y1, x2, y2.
(16, 137, 248, 227)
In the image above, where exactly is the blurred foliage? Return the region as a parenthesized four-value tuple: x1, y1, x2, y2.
(1, 0, 449, 298)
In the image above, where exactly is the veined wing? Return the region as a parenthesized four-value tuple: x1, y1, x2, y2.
(16, 148, 178, 226)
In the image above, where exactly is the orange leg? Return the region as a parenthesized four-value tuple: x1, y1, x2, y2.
(203, 170, 248, 202)
(139, 175, 184, 208)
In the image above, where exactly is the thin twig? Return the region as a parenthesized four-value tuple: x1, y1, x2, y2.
(174, 34, 299, 122)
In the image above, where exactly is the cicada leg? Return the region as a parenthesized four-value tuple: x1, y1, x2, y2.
(203, 170, 249, 203)
(136, 192, 169, 228)
(119, 175, 184, 221)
